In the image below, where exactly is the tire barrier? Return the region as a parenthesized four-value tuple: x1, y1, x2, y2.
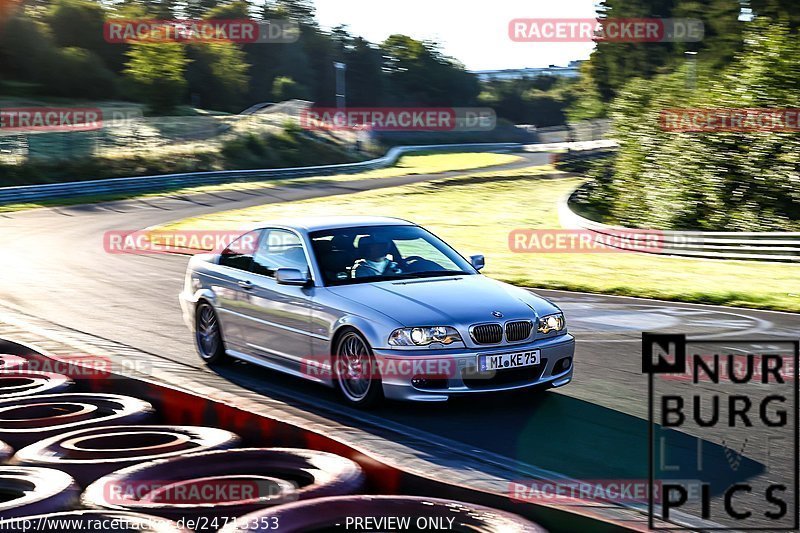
(12, 425, 241, 487)
(0, 394, 154, 448)
(0, 355, 27, 372)
(0, 510, 193, 532)
(0, 371, 72, 399)
(0, 338, 643, 532)
(0, 440, 12, 464)
(222, 495, 548, 532)
(83, 448, 366, 525)
(0, 466, 79, 519)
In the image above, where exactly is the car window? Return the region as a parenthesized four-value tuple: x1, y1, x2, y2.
(394, 237, 461, 271)
(218, 230, 260, 271)
(310, 225, 475, 285)
(251, 229, 309, 278)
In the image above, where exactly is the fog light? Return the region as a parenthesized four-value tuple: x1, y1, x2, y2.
(411, 375, 448, 390)
(555, 357, 572, 373)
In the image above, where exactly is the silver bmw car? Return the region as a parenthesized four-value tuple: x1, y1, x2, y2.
(180, 216, 574, 406)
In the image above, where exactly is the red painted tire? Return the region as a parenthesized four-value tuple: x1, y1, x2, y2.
(12, 425, 240, 487)
(0, 467, 78, 519)
(83, 448, 365, 526)
(0, 371, 72, 399)
(0, 355, 27, 372)
(0, 394, 154, 448)
(0, 511, 193, 532)
(222, 495, 548, 532)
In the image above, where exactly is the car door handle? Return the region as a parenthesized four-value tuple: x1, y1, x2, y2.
(237, 280, 253, 290)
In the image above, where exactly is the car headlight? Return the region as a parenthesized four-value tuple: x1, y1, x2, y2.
(538, 313, 565, 334)
(388, 326, 462, 346)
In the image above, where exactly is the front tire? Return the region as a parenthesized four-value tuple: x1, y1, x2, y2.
(333, 330, 383, 408)
(195, 302, 227, 365)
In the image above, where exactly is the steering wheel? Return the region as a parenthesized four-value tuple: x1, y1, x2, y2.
(401, 255, 425, 270)
(401, 256, 445, 273)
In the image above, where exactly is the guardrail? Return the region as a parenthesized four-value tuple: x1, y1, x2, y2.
(0, 143, 520, 205)
(560, 182, 800, 263)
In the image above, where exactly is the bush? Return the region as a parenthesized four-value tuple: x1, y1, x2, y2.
(271, 76, 309, 101)
(50, 47, 117, 99)
(185, 42, 249, 112)
(0, 128, 359, 187)
(583, 19, 800, 231)
(124, 42, 189, 114)
(220, 129, 355, 169)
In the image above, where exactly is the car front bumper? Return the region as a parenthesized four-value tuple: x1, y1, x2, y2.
(372, 333, 575, 402)
(179, 290, 196, 332)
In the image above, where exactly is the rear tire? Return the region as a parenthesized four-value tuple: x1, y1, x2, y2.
(195, 303, 227, 365)
(333, 330, 383, 408)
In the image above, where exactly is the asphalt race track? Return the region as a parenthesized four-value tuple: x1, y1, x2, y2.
(1, 152, 798, 528)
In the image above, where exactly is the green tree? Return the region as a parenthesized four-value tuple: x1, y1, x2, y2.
(134, 0, 177, 19)
(50, 47, 117, 98)
(479, 76, 578, 126)
(47, 0, 126, 72)
(184, 0, 220, 18)
(205, 0, 249, 19)
(299, 25, 336, 105)
(381, 34, 479, 106)
(337, 33, 385, 106)
(747, 0, 800, 28)
(124, 41, 189, 113)
(596, 18, 800, 231)
(0, 15, 61, 84)
(47, 0, 104, 49)
(268, 0, 315, 26)
(185, 41, 249, 112)
(271, 76, 307, 100)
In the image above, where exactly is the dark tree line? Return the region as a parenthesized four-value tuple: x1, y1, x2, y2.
(573, 0, 800, 231)
(581, 0, 800, 108)
(0, 0, 485, 113)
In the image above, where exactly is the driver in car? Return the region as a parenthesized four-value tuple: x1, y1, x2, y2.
(353, 236, 402, 278)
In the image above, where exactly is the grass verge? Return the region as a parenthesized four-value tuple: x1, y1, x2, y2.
(0, 152, 521, 213)
(159, 165, 800, 313)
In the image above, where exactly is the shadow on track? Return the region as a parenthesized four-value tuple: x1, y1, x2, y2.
(213, 360, 762, 496)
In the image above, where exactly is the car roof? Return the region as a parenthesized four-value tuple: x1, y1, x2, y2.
(250, 216, 415, 233)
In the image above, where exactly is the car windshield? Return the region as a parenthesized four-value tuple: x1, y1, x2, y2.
(309, 225, 476, 285)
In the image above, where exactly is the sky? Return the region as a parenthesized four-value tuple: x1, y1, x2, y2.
(312, 0, 599, 71)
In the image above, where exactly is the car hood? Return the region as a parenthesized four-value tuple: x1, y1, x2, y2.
(326, 274, 560, 327)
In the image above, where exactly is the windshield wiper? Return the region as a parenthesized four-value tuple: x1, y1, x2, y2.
(332, 271, 468, 285)
(395, 270, 468, 279)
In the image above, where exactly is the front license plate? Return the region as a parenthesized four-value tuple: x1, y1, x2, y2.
(478, 350, 540, 372)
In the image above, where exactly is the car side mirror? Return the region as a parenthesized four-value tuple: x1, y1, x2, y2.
(469, 254, 485, 271)
(275, 268, 311, 286)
